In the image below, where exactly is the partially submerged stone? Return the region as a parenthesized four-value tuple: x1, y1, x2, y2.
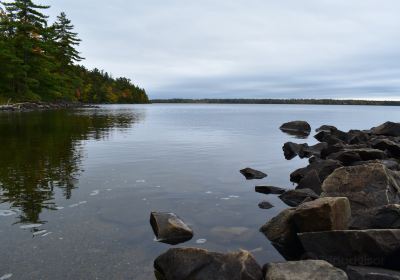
(150, 212, 193, 245)
(240, 168, 267, 180)
(264, 260, 348, 280)
(280, 121, 311, 137)
(346, 266, 400, 280)
(292, 197, 351, 233)
(279, 188, 319, 207)
(154, 248, 263, 280)
(298, 229, 400, 269)
(258, 201, 274, 209)
(255, 185, 286, 195)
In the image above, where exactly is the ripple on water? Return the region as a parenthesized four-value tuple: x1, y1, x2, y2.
(0, 210, 16, 217)
(196, 239, 207, 244)
(0, 273, 12, 280)
(20, 224, 42, 229)
(90, 190, 99, 196)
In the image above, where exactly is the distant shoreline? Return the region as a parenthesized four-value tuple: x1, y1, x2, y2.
(151, 98, 400, 106)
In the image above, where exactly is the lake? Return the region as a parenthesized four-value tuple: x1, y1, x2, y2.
(0, 104, 399, 279)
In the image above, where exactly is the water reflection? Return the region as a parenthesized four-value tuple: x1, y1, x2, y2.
(0, 108, 144, 225)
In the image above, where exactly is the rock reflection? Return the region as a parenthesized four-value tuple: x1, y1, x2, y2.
(0, 108, 144, 224)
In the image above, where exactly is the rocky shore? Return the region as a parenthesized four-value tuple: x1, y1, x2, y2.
(150, 120, 400, 280)
(0, 102, 97, 112)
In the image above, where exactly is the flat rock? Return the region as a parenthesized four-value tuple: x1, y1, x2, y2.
(154, 248, 263, 280)
(298, 229, 400, 269)
(280, 121, 311, 137)
(292, 197, 351, 233)
(258, 201, 274, 209)
(150, 212, 193, 245)
(346, 266, 400, 280)
(240, 168, 267, 180)
(350, 204, 400, 230)
(260, 208, 304, 260)
(371, 122, 400, 137)
(279, 188, 319, 207)
(264, 260, 348, 280)
(321, 163, 400, 213)
(255, 186, 286, 195)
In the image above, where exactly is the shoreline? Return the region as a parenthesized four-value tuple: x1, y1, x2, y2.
(0, 102, 99, 112)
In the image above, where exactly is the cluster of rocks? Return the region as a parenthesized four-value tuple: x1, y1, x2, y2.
(0, 102, 97, 112)
(151, 120, 400, 280)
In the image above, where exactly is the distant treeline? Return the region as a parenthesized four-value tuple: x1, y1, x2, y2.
(151, 99, 400, 106)
(0, 1, 148, 104)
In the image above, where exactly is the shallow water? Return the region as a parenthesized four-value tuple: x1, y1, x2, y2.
(0, 104, 399, 279)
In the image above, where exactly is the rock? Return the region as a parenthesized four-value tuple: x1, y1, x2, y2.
(321, 164, 400, 213)
(316, 125, 338, 133)
(154, 248, 263, 280)
(292, 197, 351, 233)
(279, 188, 319, 207)
(260, 208, 304, 260)
(350, 159, 400, 171)
(210, 226, 253, 242)
(371, 138, 400, 158)
(240, 168, 267, 180)
(150, 212, 193, 245)
(290, 159, 342, 184)
(371, 122, 400, 137)
(350, 204, 400, 230)
(347, 130, 371, 145)
(298, 142, 329, 159)
(255, 186, 286, 195)
(298, 229, 400, 269)
(258, 201, 274, 209)
(346, 266, 400, 280)
(327, 149, 387, 165)
(264, 260, 348, 280)
(283, 142, 304, 160)
(296, 169, 323, 195)
(315, 131, 343, 145)
(280, 121, 311, 137)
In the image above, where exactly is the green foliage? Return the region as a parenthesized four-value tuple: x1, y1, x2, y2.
(0, 1, 148, 104)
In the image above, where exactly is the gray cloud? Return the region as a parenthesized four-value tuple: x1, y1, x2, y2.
(47, 0, 400, 99)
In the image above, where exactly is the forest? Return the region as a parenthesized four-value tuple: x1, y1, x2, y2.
(0, 0, 149, 104)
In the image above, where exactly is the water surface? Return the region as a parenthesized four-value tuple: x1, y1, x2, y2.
(0, 104, 399, 279)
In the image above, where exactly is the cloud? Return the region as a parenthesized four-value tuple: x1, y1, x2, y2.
(46, 0, 400, 99)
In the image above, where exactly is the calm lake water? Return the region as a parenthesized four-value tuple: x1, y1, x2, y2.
(0, 104, 399, 279)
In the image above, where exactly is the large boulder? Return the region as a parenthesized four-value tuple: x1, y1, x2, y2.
(260, 208, 304, 260)
(280, 121, 311, 137)
(255, 185, 286, 195)
(283, 142, 304, 160)
(298, 143, 329, 159)
(371, 138, 400, 158)
(240, 168, 267, 180)
(295, 169, 323, 195)
(150, 212, 193, 245)
(350, 159, 400, 171)
(327, 149, 387, 165)
(298, 229, 400, 269)
(154, 248, 263, 280)
(279, 188, 319, 207)
(346, 266, 400, 280)
(321, 164, 400, 213)
(290, 159, 342, 184)
(264, 260, 348, 280)
(350, 204, 400, 230)
(371, 122, 400, 137)
(292, 197, 351, 233)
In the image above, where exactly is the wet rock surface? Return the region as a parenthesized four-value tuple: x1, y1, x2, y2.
(258, 201, 274, 209)
(150, 212, 193, 245)
(346, 266, 400, 280)
(154, 248, 263, 280)
(255, 185, 286, 195)
(264, 260, 348, 280)
(240, 167, 267, 180)
(279, 188, 319, 207)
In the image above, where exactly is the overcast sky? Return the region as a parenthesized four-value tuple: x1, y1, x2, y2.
(47, 0, 400, 100)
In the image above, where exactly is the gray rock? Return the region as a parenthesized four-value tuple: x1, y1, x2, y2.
(371, 122, 400, 137)
(346, 266, 400, 280)
(255, 185, 286, 195)
(321, 164, 400, 213)
(296, 169, 323, 195)
(316, 125, 338, 133)
(260, 208, 304, 260)
(154, 248, 263, 280)
(350, 159, 400, 171)
(240, 167, 267, 180)
(298, 229, 400, 269)
(264, 260, 348, 280)
(327, 149, 387, 165)
(298, 142, 328, 159)
(258, 201, 274, 209)
(290, 159, 342, 183)
(350, 204, 400, 230)
(371, 138, 400, 158)
(279, 188, 319, 207)
(150, 212, 193, 245)
(283, 142, 304, 160)
(292, 197, 351, 233)
(280, 121, 311, 137)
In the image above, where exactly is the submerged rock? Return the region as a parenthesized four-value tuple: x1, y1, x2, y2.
(350, 204, 400, 230)
(264, 260, 348, 280)
(154, 248, 263, 280)
(298, 229, 400, 269)
(240, 168, 267, 180)
(255, 185, 286, 195)
(371, 121, 400, 137)
(279, 188, 319, 207)
(258, 201, 274, 209)
(150, 212, 193, 245)
(280, 121, 311, 137)
(260, 208, 304, 260)
(321, 163, 400, 213)
(292, 197, 351, 233)
(346, 266, 400, 280)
